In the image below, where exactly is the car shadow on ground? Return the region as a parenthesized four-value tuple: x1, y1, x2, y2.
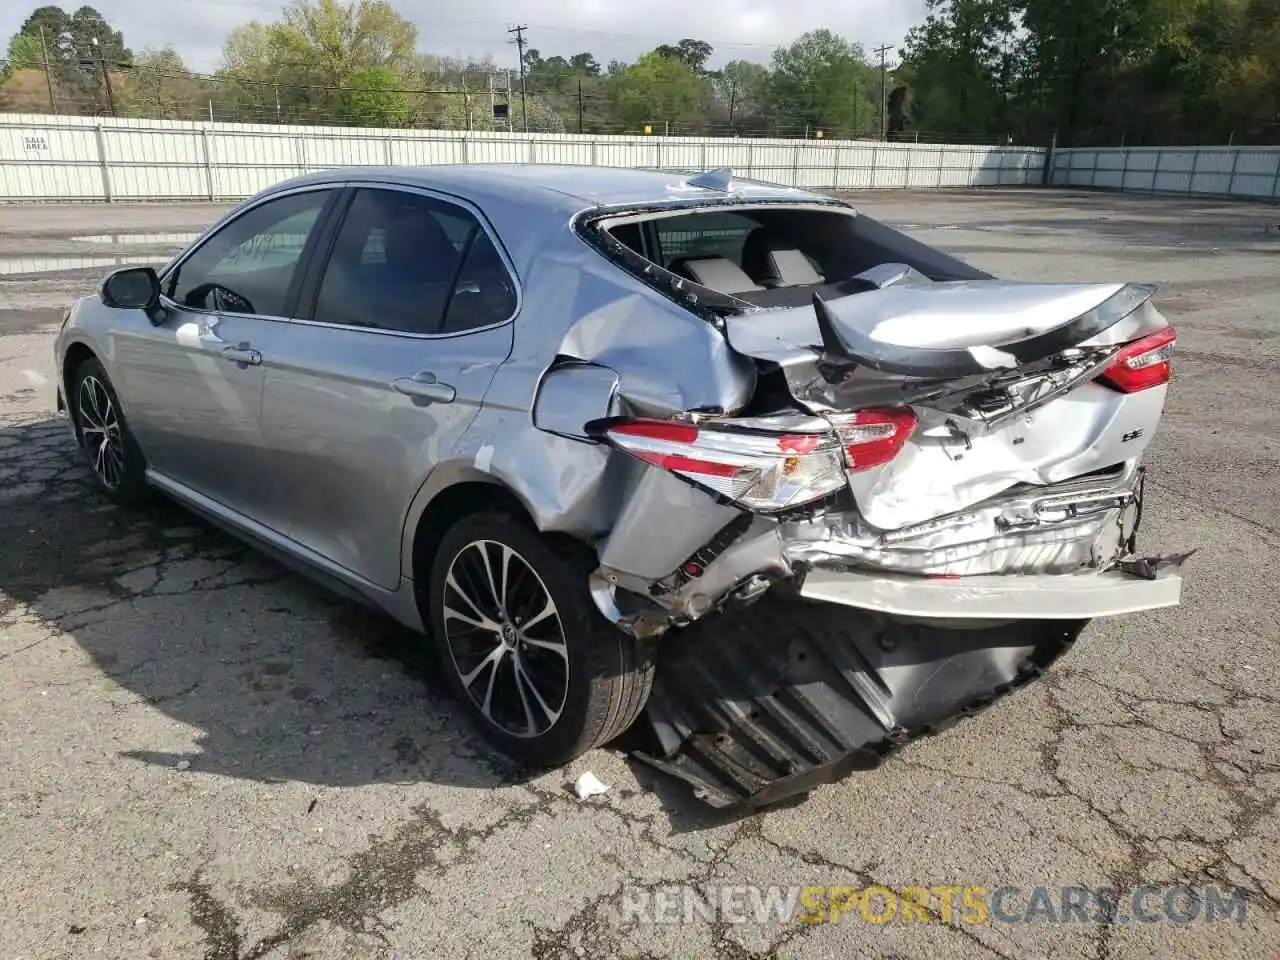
(0, 415, 741, 833)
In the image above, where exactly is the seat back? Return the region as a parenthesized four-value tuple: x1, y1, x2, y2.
(667, 256, 764, 295)
(742, 230, 825, 287)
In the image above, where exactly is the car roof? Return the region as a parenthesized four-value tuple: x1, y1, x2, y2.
(263, 163, 834, 214)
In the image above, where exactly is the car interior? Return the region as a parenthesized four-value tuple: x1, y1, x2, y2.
(599, 206, 929, 309)
(311, 192, 468, 333)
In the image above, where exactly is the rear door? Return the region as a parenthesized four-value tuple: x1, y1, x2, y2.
(259, 184, 518, 590)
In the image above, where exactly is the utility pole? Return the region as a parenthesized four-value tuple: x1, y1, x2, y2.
(507, 25, 529, 133)
(92, 37, 116, 117)
(39, 26, 57, 114)
(874, 43, 893, 140)
(577, 76, 584, 134)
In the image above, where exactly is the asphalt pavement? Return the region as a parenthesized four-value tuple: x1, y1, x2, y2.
(0, 189, 1277, 959)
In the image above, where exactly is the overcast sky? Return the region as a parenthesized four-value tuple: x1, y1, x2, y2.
(3, 0, 929, 73)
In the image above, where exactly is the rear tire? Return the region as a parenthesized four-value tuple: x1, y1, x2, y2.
(69, 357, 150, 506)
(428, 511, 655, 768)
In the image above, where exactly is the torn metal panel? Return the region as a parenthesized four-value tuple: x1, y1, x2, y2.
(783, 461, 1145, 577)
(634, 601, 1087, 808)
(596, 468, 746, 582)
(724, 280, 1149, 370)
(550, 275, 756, 419)
(838, 383, 1169, 533)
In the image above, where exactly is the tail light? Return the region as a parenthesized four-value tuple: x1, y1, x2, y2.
(599, 406, 917, 513)
(1097, 326, 1175, 393)
(602, 419, 848, 512)
(832, 408, 918, 471)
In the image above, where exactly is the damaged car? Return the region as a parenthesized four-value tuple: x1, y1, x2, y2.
(54, 164, 1187, 808)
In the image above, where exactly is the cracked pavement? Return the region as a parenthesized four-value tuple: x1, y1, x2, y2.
(1, 190, 1277, 959)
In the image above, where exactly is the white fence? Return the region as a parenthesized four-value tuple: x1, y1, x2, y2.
(1050, 146, 1280, 200)
(0, 113, 1047, 202)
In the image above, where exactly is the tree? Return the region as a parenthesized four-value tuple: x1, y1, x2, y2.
(220, 0, 417, 124)
(6, 5, 132, 112)
(768, 30, 879, 137)
(6, 33, 44, 72)
(712, 60, 771, 133)
(653, 38, 714, 73)
(891, 0, 1280, 146)
(606, 52, 713, 132)
(568, 53, 601, 76)
(899, 0, 1019, 141)
(117, 46, 204, 120)
(522, 49, 578, 93)
(338, 65, 408, 125)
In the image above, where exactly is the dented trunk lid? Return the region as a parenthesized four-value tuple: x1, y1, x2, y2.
(723, 277, 1171, 531)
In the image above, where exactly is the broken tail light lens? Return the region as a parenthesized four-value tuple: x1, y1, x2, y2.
(1097, 326, 1176, 393)
(832, 407, 918, 472)
(603, 420, 848, 512)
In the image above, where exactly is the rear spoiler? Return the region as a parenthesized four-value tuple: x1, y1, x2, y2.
(813, 282, 1157, 379)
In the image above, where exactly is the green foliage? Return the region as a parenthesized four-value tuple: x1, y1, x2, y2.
(338, 65, 408, 126)
(768, 30, 881, 137)
(221, 0, 416, 123)
(605, 52, 713, 132)
(7, 0, 1279, 142)
(116, 47, 204, 120)
(6, 33, 44, 72)
(653, 39, 714, 73)
(901, 0, 1280, 144)
(5, 5, 132, 111)
(712, 59, 772, 133)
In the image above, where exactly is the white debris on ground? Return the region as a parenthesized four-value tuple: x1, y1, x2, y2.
(572, 771, 610, 800)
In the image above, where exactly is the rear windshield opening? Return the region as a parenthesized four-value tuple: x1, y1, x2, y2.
(600, 206, 884, 308)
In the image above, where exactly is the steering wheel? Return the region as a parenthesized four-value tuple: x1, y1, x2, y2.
(183, 282, 256, 315)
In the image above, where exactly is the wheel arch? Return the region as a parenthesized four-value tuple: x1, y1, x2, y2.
(404, 465, 541, 591)
(61, 340, 103, 438)
(62, 340, 99, 387)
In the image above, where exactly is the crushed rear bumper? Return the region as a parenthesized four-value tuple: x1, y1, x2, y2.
(799, 562, 1182, 619)
(634, 600, 1086, 809)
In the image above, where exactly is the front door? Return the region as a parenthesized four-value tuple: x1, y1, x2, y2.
(260, 185, 518, 589)
(116, 187, 338, 519)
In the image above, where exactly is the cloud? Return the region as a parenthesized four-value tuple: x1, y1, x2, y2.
(3, 0, 927, 73)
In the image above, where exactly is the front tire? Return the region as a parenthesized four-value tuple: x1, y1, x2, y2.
(70, 357, 150, 505)
(428, 512, 655, 768)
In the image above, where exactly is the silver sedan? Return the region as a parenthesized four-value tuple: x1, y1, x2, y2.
(55, 165, 1186, 807)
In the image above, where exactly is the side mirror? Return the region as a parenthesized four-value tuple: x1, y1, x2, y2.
(101, 266, 163, 323)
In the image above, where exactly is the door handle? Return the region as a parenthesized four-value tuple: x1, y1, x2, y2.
(392, 372, 456, 404)
(221, 343, 261, 366)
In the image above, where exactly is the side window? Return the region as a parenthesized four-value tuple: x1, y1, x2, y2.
(654, 212, 760, 269)
(168, 190, 330, 317)
(439, 231, 518, 334)
(312, 188, 474, 334)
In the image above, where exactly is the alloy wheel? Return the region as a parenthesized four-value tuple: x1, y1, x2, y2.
(77, 375, 125, 490)
(441, 539, 570, 738)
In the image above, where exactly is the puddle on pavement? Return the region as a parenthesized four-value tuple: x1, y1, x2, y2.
(0, 255, 136, 276)
(69, 232, 200, 245)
